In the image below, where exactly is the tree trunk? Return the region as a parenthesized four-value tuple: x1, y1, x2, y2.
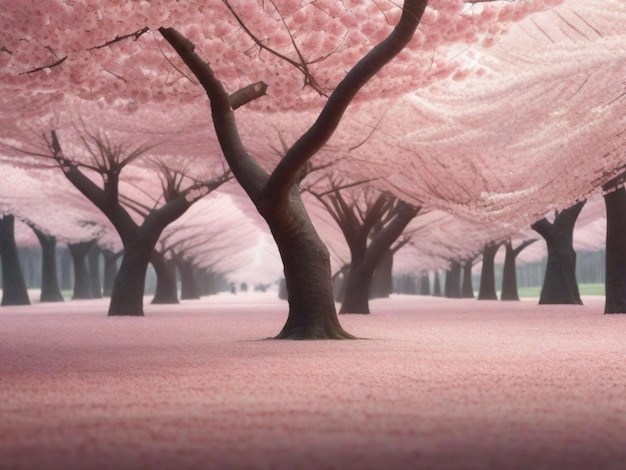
(444, 261, 461, 298)
(267, 190, 353, 339)
(433, 270, 442, 297)
(88, 244, 102, 299)
(151, 251, 179, 304)
(102, 249, 120, 297)
(604, 186, 626, 313)
(501, 242, 520, 301)
(419, 271, 431, 295)
(340, 203, 417, 314)
(31, 227, 64, 303)
(60, 247, 72, 291)
(461, 259, 475, 298)
(501, 239, 536, 301)
(369, 249, 394, 299)
(532, 201, 585, 305)
(0, 215, 31, 306)
(68, 241, 94, 300)
(108, 244, 153, 316)
(478, 243, 501, 300)
(177, 257, 200, 300)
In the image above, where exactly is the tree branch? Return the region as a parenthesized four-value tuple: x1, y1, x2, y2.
(20, 56, 68, 75)
(158, 27, 270, 202)
(265, 0, 428, 205)
(87, 27, 150, 51)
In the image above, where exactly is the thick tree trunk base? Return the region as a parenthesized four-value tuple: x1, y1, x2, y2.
(275, 320, 355, 340)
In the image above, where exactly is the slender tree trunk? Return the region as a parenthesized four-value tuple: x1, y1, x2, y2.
(419, 271, 431, 295)
(461, 259, 475, 298)
(177, 257, 200, 300)
(532, 201, 585, 305)
(604, 186, 626, 313)
(31, 227, 64, 302)
(433, 270, 442, 297)
(501, 239, 536, 301)
(151, 251, 179, 304)
(501, 242, 520, 301)
(60, 248, 72, 291)
(0, 215, 30, 306)
(369, 250, 394, 299)
(88, 244, 102, 299)
(268, 190, 353, 339)
(68, 241, 94, 300)
(102, 249, 120, 297)
(478, 243, 501, 300)
(444, 261, 461, 298)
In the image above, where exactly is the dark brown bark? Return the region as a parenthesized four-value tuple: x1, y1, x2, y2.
(478, 242, 502, 301)
(531, 201, 585, 305)
(444, 261, 461, 298)
(270, 188, 353, 338)
(0, 215, 31, 306)
(603, 186, 626, 313)
(150, 251, 179, 304)
(340, 202, 418, 314)
(461, 259, 475, 299)
(501, 239, 537, 301)
(159, 0, 428, 338)
(68, 241, 95, 299)
(49, 132, 215, 316)
(31, 226, 64, 302)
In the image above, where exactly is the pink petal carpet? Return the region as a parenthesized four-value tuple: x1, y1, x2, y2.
(1, 293, 625, 469)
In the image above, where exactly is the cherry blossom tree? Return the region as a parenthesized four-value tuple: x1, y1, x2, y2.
(306, 178, 419, 314)
(531, 201, 586, 305)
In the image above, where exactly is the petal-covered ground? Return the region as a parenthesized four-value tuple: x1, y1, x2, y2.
(1, 293, 626, 469)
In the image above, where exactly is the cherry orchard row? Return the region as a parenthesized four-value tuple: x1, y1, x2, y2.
(3, 0, 613, 267)
(1, 0, 624, 335)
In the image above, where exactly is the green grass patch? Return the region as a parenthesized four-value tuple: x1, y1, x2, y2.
(516, 283, 604, 298)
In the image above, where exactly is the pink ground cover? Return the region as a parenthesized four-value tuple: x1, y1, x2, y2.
(1, 293, 626, 469)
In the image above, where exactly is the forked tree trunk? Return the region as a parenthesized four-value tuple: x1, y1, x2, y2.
(0, 215, 30, 306)
(68, 241, 94, 300)
(31, 227, 64, 303)
(461, 259, 474, 298)
(501, 239, 536, 301)
(419, 271, 431, 295)
(151, 251, 179, 304)
(478, 242, 501, 300)
(341, 203, 417, 314)
(159, 0, 427, 337)
(604, 186, 626, 313)
(444, 261, 461, 298)
(269, 190, 353, 339)
(532, 201, 585, 305)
